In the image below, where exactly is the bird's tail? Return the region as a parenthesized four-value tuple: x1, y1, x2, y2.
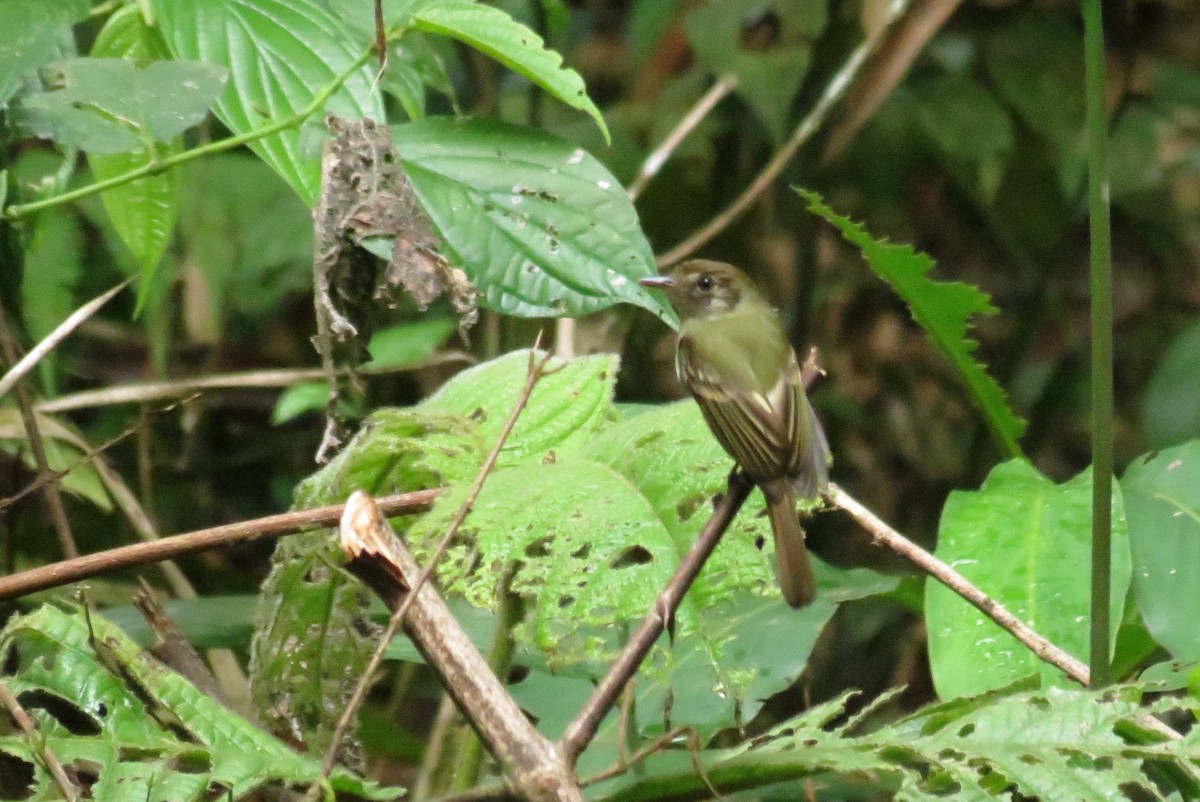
(763, 480, 816, 608)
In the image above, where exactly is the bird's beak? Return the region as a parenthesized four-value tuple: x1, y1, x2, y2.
(638, 275, 675, 289)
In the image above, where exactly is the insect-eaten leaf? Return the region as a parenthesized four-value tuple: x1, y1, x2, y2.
(17, 58, 226, 153)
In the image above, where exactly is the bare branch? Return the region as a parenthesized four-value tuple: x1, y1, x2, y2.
(560, 473, 754, 763)
(0, 298, 78, 558)
(320, 347, 555, 780)
(626, 74, 738, 202)
(34, 351, 472, 414)
(0, 278, 131, 400)
(830, 484, 1090, 684)
(655, 0, 913, 267)
(0, 488, 440, 601)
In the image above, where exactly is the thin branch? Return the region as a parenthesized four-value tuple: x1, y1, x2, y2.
(832, 484, 1183, 741)
(0, 488, 440, 601)
(0, 278, 131, 400)
(626, 74, 738, 202)
(830, 485, 1090, 683)
(655, 0, 913, 267)
(0, 396, 192, 513)
(0, 680, 79, 801)
(34, 351, 472, 414)
(0, 300, 78, 559)
(319, 347, 556, 780)
(1, 45, 377, 221)
(560, 473, 754, 763)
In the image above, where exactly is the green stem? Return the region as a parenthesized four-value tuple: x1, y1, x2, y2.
(2, 46, 376, 220)
(452, 569, 522, 791)
(1083, 0, 1113, 688)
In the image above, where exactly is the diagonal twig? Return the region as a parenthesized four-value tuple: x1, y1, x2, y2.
(829, 484, 1091, 685)
(655, 0, 913, 267)
(0, 277, 132, 401)
(626, 74, 739, 202)
(560, 473, 754, 763)
(0, 298, 78, 559)
(0, 680, 79, 801)
(317, 345, 558, 780)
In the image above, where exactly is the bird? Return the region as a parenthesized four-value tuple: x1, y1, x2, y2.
(640, 259, 830, 607)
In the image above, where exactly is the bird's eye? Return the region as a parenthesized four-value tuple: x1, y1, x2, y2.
(697, 275, 714, 291)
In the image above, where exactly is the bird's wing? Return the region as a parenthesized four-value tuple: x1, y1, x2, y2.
(677, 334, 792, 481)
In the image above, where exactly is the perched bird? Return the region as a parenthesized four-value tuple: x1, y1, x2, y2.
(640, 260, 830, 607)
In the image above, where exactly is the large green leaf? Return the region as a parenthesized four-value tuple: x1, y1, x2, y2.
(0, 605, 396, 800)
(17, 58, 227, 153)
(410, 1, 608, 142)
(800, 189, 1025, 457)
(154, 0, 385, 202)
(19, 206, 80, 393)
(89, 6, 182, 289)
(1123, 441, 1200, 661)
(926, 459, 1131, 698)
(1142, 318, 1200, 449)
(394, 119, 668, 319)
(421, 348, 618, 466)
(0, 0, 88, 108)
(407, 457, 680, 664)
(250, 408, 483, 757)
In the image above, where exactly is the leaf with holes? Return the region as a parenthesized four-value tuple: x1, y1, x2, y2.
(18, 58, 227, 152)
(395, 118, 668, 319)
(421, 348, 618, 465)
(154, 0, 385, 202)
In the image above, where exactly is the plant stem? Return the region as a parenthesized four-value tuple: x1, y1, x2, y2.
(2, 47, 376, 220)
(1083, 0, 1113, 689)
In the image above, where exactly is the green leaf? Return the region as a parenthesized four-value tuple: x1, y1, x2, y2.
(366, 317, 458, 367)
(0, 604, 397, 800)
(684, 0, 824, 143)
(410, 1, 608, 143)
(1142, 318, 1200, 449)
(407, 458, 679, 664)
(0, 410, 112, 512)
(17, 58, 228, 152)
(19, 206, 81, 393)
(799, 189, 1025, 457)
(926, 459, 1132, 697)
(154, 0, 386, 202)
(394, 118, 667, 319)
(250, 408, 484, 756)
(580, 400, 893, 740)
(176, 153, 314, 324)
(421, 348, 618, 466)
(271, 381, 329, 425)
(1122, 442, 1200, 661)
(0, 0, 88, 108)
(594, 684, 1194, 802)
(912, 74, 1014, 203)
(89, 6, 182, 292)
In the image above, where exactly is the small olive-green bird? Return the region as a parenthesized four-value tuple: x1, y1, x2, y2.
(640, 260, 830, 607)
